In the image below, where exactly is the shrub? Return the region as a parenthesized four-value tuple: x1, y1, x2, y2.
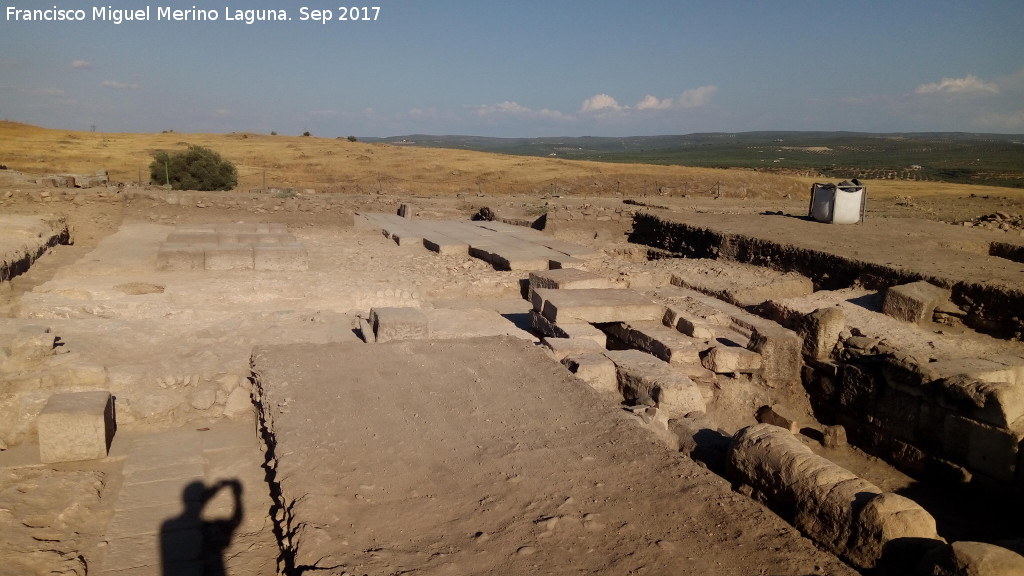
(347, 135, 357, 142)
(150, 145, 238, 191)
(302, 131, 311, 137)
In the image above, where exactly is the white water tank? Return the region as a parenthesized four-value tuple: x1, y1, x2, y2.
(809, 182, 866, 224)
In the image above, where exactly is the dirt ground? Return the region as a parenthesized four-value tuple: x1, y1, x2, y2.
(1, 167, 1023, 575)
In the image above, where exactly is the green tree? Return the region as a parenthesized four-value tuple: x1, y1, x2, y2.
(150, 145, 238, 191)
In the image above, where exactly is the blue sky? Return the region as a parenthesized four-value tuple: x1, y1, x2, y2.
(1, 0, 1022, 137)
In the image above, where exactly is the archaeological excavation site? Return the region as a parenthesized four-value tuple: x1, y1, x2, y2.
(2, 168, 1024, 576)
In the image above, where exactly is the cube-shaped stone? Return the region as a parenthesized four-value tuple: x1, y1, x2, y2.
(370, 307, 429, 343)
(204, 245, 254, 270)
(38, 391, 115, 463)
(254, 244, 309, 271)
(882, 281, 951, 325)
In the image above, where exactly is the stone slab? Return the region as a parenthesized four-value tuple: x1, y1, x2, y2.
(37, 390, 115, 463)
(603, 321, 705, 366)
(534, 288, 666, 324)
(604, 349, 707, 415)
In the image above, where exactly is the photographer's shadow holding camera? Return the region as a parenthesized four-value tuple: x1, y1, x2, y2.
(160, 479, 243, 576)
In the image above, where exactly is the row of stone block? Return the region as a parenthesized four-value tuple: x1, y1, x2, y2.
(362, 213, 600, 271)
(166, 231, 297, 245)
(157, 243, 309, 271)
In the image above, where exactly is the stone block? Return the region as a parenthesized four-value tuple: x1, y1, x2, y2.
(398, 203, 415, 218)
(157, 244, 205, 271)
(747, 324, 803, 383)
(370, 307, 429, 343)
(38, 391, 115, 463)
(603, 321, 704, 366)
(529, 311, 606, 347)
(203, 245, 254, 270)
(254, 244, 309, 271)
(8, 329, 56, 362)
(663, 306, 721, 339)
(561, 352, 618, 394)
(756, 404, 801, 433)
(882, 281, 951, 325)
(528, 268, 614, 292)
(800, 307, 845, 360)
(604, 349, 706, 416)
(823, 425, 847, 448)
(535, 288, 666, 324)
(942, 414, 1021, 483)
(423, 235, 469, 255)
(938, 375, 1024, 429)
(701, 346, 762, 374)
(541, 337, 605, 361)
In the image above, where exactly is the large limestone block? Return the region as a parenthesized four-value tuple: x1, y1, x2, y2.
(701, 346, 762, 374)
(370, 307, 429, 343)
(254, 244, 309, 271)
(938, 374, 1024, 429)
(604, 349, 706, 416)
(800, 307, 845, 360)
(747, 324, 803, 383)
(38, 391, 115, 463)
(535, 288, 666, 324)
(882, 281, 951, 325)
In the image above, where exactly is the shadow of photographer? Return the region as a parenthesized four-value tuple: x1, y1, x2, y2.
(160, 479, 243, 576)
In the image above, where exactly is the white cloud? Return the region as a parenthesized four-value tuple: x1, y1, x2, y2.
(677, 85, 718, 108)
(472, 101, 573, 122)
(580, 94, 623, 113)
(70, 60, 92, 69)
(212, 108, 231, 117)
(915, 74, 999, 95)
(100, 80, 141, 90)
(636, 94, 672, 110)
(634, 85, 717, 111)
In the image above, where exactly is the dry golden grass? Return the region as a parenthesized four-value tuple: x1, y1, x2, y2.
(0, 121, 808, 197)
(2, 121, 1020, 200)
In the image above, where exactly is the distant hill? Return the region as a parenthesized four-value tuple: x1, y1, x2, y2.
(363, 132, 1024, 188)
